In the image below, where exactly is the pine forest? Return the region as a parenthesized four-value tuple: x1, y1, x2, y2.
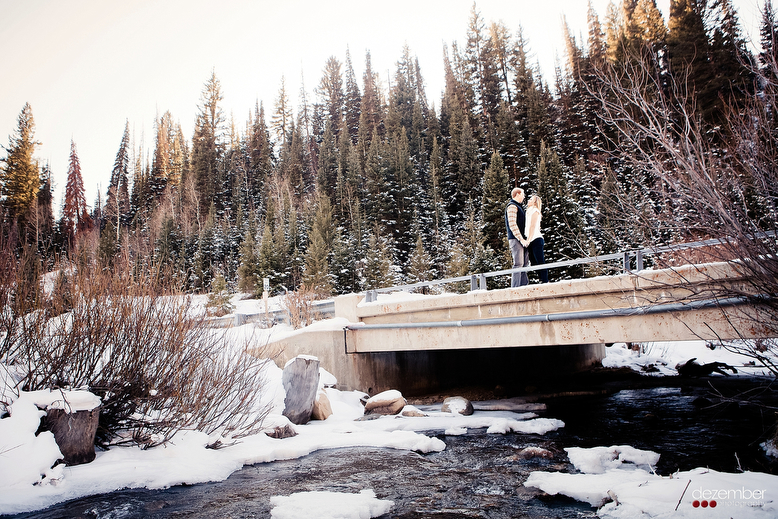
(2, 0, 777, 303)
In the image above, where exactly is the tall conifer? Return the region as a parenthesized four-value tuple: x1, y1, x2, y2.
(1, 103, 39, 231)
(61, 140, 91, 247)
(191, 72, 225, 214)
(481, 150, 510, 255)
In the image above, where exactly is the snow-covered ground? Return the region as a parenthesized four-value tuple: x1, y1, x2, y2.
(1, 294, 777, 518)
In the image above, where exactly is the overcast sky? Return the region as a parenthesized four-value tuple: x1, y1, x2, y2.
(0, 0, 763, 212)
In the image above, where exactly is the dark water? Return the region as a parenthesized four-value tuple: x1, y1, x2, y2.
(6, 377, 778, 519)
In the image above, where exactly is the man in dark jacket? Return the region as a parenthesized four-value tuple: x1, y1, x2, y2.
(505, 187, 529, 287)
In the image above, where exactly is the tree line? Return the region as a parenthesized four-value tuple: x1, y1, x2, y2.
(2, 0, 777, 302)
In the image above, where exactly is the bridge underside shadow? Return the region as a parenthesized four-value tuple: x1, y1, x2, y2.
(348, 344, 606, 396)
(263, 324, 605, 396)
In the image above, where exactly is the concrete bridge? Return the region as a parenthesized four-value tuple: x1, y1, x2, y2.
(262, 260, 771, 396)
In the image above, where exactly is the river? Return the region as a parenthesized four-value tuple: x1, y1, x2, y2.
(7, 372, 778, 519)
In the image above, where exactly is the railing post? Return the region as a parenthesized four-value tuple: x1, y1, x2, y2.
(478, 273, 487, 290)
(623, 251, 631, 272)
(636, 250, 644, 272)
(470, 275, 477, 291)
(365, 290, 377, 303)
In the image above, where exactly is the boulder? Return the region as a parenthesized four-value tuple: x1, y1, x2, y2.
(43, 407, 100, 465)
(400, 405, 427, 417)
(311, 390, 333, 421)
(441, 396, 474, 416)
(265, 424, 298, 439)
(364, 389, 406, 416)
(282, 356, 321, 425)
(517, 446, 555, 459)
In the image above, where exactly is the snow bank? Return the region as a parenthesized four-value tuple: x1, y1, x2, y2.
(0, 378, 563, 515)
(270, 489, 393, 519)
(603, 341, 775, 377)
(526, 445, 778, 518)
(25, 389, 101, 412)
(565, 445, 660, 474)
(0, 395, 64, 489)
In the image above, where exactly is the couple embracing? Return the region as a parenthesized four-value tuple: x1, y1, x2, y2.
(505, 187, 548, 287)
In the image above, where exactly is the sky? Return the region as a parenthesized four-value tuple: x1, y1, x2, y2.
(0, 0, 765, 213)
(1, 291, 776, 516)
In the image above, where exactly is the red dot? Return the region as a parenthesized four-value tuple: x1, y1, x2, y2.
(701, 500, 709, 508)
(710, 500, 717, 508)
(693, 500, 700, 508)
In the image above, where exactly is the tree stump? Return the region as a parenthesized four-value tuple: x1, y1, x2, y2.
(44, 407, 100, 465)
(282, 356, 320, 425)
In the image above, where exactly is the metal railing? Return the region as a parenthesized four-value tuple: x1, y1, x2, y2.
(214, 232, 773, 327)
(362, 234, 775, 303)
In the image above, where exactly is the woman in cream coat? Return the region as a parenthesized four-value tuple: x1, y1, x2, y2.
(523, 195, 548, 283)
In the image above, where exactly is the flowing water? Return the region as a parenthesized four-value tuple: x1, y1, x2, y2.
(7, 375, 778, 519)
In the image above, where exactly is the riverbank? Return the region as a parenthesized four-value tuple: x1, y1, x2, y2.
(2, 339, 777, 518)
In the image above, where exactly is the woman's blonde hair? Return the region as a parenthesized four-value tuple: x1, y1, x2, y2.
(528, 194, 542, 213)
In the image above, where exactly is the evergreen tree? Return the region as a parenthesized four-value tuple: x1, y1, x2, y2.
(760, 0, 778, 79)
(358, 51, 384, 144)
(707, 0, 755, 116)
(386, 45, 417, 141)
(297, 72, 318, 188)
(667, 0, 718, 126)
(536, 142, 585, 280)
(317, 56, 345, 138)
(601, 3, 621, 66)
(153, 215, 182, 281)
(489, 21, 515, 106)
(237, 219, 260, 295)
(463, 3, 502, 152)
(98, 218, 119, 267)
(106, 121, 131, 236)
(278, 121, 307, 200)
(384, 130, 417, 267)
(453, 117, 481, 220)
(633, 0, 668, 53)
(335, 132, 362, 224)
(303, 190, 334, 295)
(192, 203, 218, 291)
(191, 71, 225, 214)
(148, 111, 174, 210)
(61, 140, 91, 248)
(207, 272, 234, 315)
(406, 234, 433, 285)
(362, 128, 389, 230)
(481, 150, 510, 256)
(343, 48, 362, 144)
(247, 101, 273, 211)
(35, 163, 55, 259)
(362, 230, 394, 289)
(317, 120, 339, 203)
(170, 123, 188, 188)
(427, 135, 450, 273)
(331, 219, 361, 294)
(588, 0, 608, 67)
(271, 76, 293, 148)
(1, 103, 39, 232)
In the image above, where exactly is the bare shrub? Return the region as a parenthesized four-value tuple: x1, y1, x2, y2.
(0, 259, 272, 448)
(588, 44, 778, 373)
(282, 284, 322, 329)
